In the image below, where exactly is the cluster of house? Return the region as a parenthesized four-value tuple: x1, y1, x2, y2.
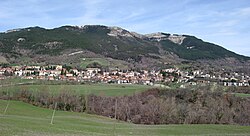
(0, 65, 249, 87)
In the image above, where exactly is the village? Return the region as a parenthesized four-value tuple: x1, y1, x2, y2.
(0, 64, 250, 87)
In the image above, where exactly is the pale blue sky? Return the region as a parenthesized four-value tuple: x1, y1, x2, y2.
(0, 0, 250, 56)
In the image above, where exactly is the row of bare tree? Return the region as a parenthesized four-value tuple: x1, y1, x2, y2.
(227, 86, 250, 94)
(0, 86, 249, 125)
(87, 88, 250, 125)
(0, 89, 86, 112)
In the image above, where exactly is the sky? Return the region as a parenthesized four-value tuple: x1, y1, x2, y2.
(0, 0, 250, 56)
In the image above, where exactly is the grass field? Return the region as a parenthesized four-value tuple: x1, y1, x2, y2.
(80, 57, 129, 69)
(0, 83, 152, 96)
(0, 100, 250, 136)
(234, 93, 250, 97)
(81, 58, 110, 68)
(0, 78, 35, 85)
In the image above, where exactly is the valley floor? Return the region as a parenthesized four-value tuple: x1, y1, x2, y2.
(0, 100, 250, 136)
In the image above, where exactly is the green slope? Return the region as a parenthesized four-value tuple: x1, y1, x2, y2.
(0, 25, 249, 66)
(1, 100, 250, 136)
(161, 35, 250, 60)
(0, 25, 158, 62)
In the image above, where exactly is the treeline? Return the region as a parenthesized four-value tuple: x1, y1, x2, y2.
(227, 86, 250, 94)
(0, 87, 249, 125)
(88, 88, 250, 125)
(0, 89, 86, 112)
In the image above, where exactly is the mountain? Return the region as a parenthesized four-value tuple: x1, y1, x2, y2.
(0, 25, 249, 70)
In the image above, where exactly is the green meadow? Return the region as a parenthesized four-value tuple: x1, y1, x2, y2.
(0, 83, 152, 96)
(1, 100, 250, 136)
(81, 58, 110, 68)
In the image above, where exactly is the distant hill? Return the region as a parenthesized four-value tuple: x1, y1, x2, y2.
(0, 25, 249, 69)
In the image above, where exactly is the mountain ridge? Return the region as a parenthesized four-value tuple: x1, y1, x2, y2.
(0, 25, 249, 70)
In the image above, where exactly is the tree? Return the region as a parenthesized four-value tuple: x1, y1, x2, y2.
(86, 62, 102, 68)
(61, 69, 64, 75)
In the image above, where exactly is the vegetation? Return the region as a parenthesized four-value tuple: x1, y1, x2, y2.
(0, 83, 151, 96)
(1, 25, 249, 68)
(227, 87, 250, 97)
(161, 36, 249, 60)
(88, 88, 250, 125)
(234, 93, 250, 97)
(0, 26, 158, 63)
(0, 78, 35, 85)
(81, 58, 110, 68)
(1, 86, 249, 125)
(1, 100, 250, 136)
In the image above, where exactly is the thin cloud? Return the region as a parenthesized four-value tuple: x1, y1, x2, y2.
(0, 0, 249, 56)
(236, 7, 250, 17)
